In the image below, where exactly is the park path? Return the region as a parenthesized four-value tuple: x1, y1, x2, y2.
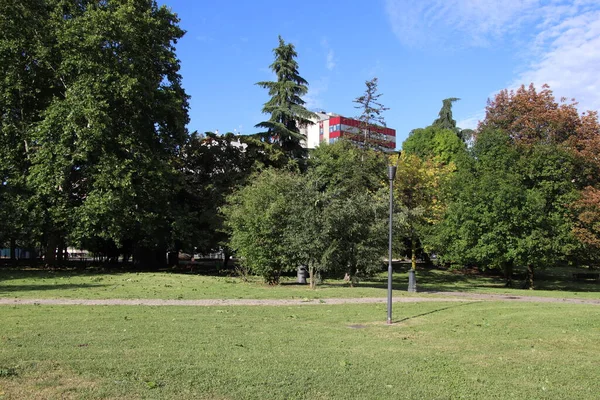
(1, 292, 599, 306)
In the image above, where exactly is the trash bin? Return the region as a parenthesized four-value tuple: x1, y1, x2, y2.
(297, 265, 309, 284)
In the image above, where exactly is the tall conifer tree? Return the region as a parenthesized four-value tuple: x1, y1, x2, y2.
(256, 36, 315, 158)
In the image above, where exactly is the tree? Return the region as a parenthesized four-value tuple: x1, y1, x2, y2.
(403, 98, 468, 164)
(571, 186, 600, 264)
(478, 84, 581, 146)
(223, 169, 304, 284)
(0, 0, 190, 267)
(432, 98, 474, 142)
(175, 132, 247, 262)
(308, 140, 389, 284)
(353, 77, 389, 149)
(436, 128, 578, 288)
(402, 126, 466, 165)
(433, 98, 460, 130)
(569, 111, 600, 262)
(178, 131, 290, 268)
(224, 140, 390, 287)
(394, 153, 453, 273)
(255, 36, 316, 159)
(473, 83, 600, 279)
(0, 0, 55, 261)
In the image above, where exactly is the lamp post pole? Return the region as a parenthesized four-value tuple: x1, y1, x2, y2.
(387, 164, 397, 325)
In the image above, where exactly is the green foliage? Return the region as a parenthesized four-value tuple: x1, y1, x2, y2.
(308, 139, 387, 195)
(435, 129, 579, 287)
(178, 132, 253, 255)
(255, 36, 316, 158)
(402, 126, 466, 165)
(224, 141, 389, 285)
(393, 153, 453, 270)
(432, 97, 473, 142)
(0, 0, 53, 252)
(308, 141, 389, 283)
(223, 169, 303, 284)
(0, 0, 189, 266)
(432, 98, 460, 129)
(319, 191, 388, 283)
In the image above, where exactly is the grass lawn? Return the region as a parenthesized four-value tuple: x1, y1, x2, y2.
(0, 301, 598, 399)
(1, 265, 599, 300)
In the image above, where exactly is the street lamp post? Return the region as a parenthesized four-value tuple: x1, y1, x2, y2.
(387, 164, 397, 325)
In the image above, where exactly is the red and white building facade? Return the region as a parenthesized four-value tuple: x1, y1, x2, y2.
(301, 111, 396, 151)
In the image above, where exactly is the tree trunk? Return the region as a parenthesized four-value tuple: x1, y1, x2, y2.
(503, 261, 513, 287)
(349, 264, 358, 287)
(309, 264, 316, 290)
(9, 238, 16, 264)
(222, 248, 230, 270)
(57, 240, 65, 264)
(526, 264, 535, 290)
(411, 238, 417, 271)
(45, 234, 59, 267)
(167, 251, 179, 267)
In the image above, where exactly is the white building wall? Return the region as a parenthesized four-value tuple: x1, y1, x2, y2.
(301, 112, 331, 149)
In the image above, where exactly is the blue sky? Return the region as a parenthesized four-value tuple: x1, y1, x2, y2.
(160, 0, 600, 147)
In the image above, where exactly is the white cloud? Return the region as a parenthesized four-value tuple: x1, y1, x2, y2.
(512, 8, 600, 112)
(457, 110, 486, 130)
(385, 1, 600, 112)
(326, 49, 336, 71)
(321, 38, 336, 71)
(384, 0, 539, 47)
(304, 77, 329, 110)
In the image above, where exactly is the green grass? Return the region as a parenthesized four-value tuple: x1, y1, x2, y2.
(1, 265, 599, 300)
(0, 301, 599, 399)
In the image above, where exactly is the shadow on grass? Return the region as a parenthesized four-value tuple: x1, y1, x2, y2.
(0, 283, 108, 294)
(393, 301, 480, 324)
(0, 268, 126, 283)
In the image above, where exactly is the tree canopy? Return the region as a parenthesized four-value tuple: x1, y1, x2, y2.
(0, 0, 189, 266)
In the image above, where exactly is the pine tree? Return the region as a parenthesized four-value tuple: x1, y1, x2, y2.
(255, 36, 315, 158)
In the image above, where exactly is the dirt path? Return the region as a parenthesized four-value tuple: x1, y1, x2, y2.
(1, 292, 599, 306)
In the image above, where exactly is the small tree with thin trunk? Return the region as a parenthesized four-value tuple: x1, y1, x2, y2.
(353, 77, 389, 149)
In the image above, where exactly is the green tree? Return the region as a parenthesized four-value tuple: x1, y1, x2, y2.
(224, 140, 390, 287)
(394, 153, 452, 273)
(175, 132, 246, 261)
(437, 129, 578, 288)
(0, 0, 56, 260)
(223, 169, 303, 284)
(178, 132, 289, 268)
(0, 0, 189, 266)
(308, 140, 389, 284)
(256, 36, 316, 159)
(353, 77, 389, 149)
(431, 97, 474, 142)
(402, 98, 468, 164)
(402, 126, 466, 165)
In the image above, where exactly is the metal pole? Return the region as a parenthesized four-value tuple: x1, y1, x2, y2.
(387, 165, 396, 325)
